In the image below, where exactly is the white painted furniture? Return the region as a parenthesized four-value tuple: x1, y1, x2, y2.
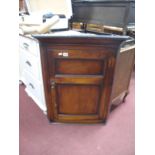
(19, 35, 46, 112)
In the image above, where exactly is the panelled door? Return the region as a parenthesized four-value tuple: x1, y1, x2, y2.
(47, 45, 116, 123)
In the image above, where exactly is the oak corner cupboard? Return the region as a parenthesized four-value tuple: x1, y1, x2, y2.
(33, 32, 132, 123)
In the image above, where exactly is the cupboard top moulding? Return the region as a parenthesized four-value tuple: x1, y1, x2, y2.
(33, 32, 131, 123)
(33, 32, 129, 46)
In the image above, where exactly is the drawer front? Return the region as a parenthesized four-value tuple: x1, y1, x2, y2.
(24, 71, 43, 104)
(22, 50, 41, 80)
(19, 36, 39, 56)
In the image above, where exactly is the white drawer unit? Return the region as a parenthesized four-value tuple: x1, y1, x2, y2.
(21, 50, 41, 80)
(19, 34, 47, 113)
(19, 35, 39, 56)
(23, 70, 46, 111)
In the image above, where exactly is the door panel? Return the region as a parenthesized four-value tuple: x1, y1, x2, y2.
(55, 59, 104, 75)
(47, 47, 114, 122)
(57, 84, 101, 115)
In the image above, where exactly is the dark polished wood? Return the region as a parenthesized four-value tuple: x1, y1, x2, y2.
(111, 45, 135, 105)
(71, 0, 135, 35)
(34, 34, 130, 123)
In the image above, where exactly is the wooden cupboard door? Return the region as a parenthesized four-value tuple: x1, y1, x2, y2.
(47, 47, 115, 123)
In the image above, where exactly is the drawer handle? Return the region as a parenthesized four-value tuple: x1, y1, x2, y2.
(25, 61, 32, 67)
(23, 43, 29, 49)
(29, 83, 35, 89)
